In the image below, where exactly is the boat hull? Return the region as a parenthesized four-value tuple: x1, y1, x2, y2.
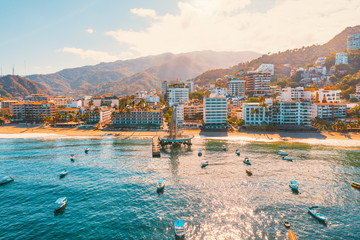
(289, 230, 297, 240)
(308, 208, 327, 223)
(351, 182, 360, 189)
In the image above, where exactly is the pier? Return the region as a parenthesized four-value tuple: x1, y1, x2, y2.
(152, 136, 161, 157)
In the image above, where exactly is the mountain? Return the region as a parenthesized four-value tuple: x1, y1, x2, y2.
(192, 25, 360, 86)
(0, 75, 51, 98)
(26, 51, 261, 95)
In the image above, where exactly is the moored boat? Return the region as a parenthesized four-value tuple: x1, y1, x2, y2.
(70, 154, 75, 162)
(243, 157, 251, 165)
(222, 145, 226, 151)
(174, 220, 185, 239)
(85, 148, 90, 154)
(198, 149, 202, 157)
(201, 160, 208, 168)
(284, 220, 290, 228)
(0, 175, 14, 185)
(235, 149, 240, 156)
(245, 168, 252, 176)
(156, 179, 165, 193)
(54, 197, 67, 212)
(308, 206, 327, 223)
(282, 157, 293, 161)
(351, 182, 360, 189)
(289, 181, 299, 193)
(277, 151, 289, 156)
(288, 230, 297, 240)
(59, 170, 68, 178)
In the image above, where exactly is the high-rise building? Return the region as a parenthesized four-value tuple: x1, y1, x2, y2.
(245, 72, 271, 96)
(210, 87, 228, 97)
(256, 64, 274, 75)
(10, 102, 55, 122)
(275, 99, 311, 127)
(161, 81, 168, 99)
(227, 78, 246, 98)
(312, 103, 346, 120)
(316, 89, 341, 103)
(203, 94, 228, 128)
(348, 34, 360, 50)
(335, 52, 348, 65)
(167, 84, 189, 107)
(112, 110, 163, 129)
(242, 103, 271, 126)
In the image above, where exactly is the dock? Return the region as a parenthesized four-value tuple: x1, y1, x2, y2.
(152, 136, 161, 157)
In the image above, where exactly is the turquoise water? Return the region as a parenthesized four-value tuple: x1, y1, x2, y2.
(1, 137, 360, 239)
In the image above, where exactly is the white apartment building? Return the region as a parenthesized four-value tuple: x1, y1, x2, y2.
(348, 34, 360, 50)
(312, 103, 346, 120)
(276, 100, 311, 127)
(315, 57, 327, 66)
(67, 100, 82, 108)
(227, 78, 246, 98)
(112, 110, 163, 128)
(49, 97, 73, 107)
(281, 87, 311, 101)
(242, 103, 270, 126)
(210, 87, 228, 97)
(335, 52, 348, 65)
(203, 94, 228, 126)
(86, 106, 112, 126)
(0, 100, 18, 109)
(316, 89, 341, 103)
(167, 87, 189, 107)
(256, 64, 274, 75)
(174, 105, 184, 126)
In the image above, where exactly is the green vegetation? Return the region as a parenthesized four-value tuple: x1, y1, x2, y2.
(189, 90, 209, 100)
(164, 108, 173, 124)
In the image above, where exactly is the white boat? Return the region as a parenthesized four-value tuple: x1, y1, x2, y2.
(54, 197, 67, 211)
(85, 148, 90, 154)
(59, 170, 68, 178)
(0, 175, 14, 185)
(156, 179, 165, 192)
(174, 220, 185, 239)
(201, 160, 208, 168)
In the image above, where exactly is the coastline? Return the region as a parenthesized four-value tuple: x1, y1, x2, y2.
(0, 125, 360, 147)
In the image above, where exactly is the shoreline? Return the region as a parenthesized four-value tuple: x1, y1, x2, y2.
(0, 125, 360, 147)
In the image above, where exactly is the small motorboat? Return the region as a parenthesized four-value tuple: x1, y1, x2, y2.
(289, 181, 299, 193)
(54, 197, 67, 212)
(85, 148, 90, 154)
(308, 206, 327, 223)
(174, 220, 185, 239)
(222, 145, 227, 151)
(277, 151, 289, 156)
(198, 149, 202, 157)
(284, 220, 290, 228)
(201, 160, 208, 168)
(59, 170, 68, 178)
(288, 230, 297, 240)
(70, 154, 75, 162)
(351, 182, 360, 189)
(156, 179, 165, 193)
(0, 175, 14, 185)
(235, 149, 240, 156)
(245, 169, 252, 176)
(243, 157, 251, 165)
(282, 157, 293, 162)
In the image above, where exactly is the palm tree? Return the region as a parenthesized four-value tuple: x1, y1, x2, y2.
(88, 100, 94, 107)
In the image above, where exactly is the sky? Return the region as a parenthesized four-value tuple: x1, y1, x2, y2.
(0, 0, 359, 75)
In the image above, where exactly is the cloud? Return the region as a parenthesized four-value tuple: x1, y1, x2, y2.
(130, 8, 159, 19)
(61, 47, 118, 62)
(106, 0, 360, 57)
(86, 28, 94, 34)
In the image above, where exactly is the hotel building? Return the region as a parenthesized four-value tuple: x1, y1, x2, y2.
(203, 94, 228, 128)
(112, 110, 163, 129)
(10, 102, 55, 122)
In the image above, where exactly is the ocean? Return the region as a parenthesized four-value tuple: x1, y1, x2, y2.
(1, 136, 360, 239)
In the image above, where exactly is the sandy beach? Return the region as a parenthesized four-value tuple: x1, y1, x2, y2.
(0, 125, 360, 147)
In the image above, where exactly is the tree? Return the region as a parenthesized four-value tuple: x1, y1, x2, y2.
(165, 108, 173, 124)
(349, 97, 359, 103)
(236, 119, 245, 127)
(88, 100, 94, 107)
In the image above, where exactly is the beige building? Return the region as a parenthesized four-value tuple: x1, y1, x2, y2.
(11, 102, 55, 122)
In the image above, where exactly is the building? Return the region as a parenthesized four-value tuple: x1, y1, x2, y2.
(83, 97, 102, 108)
(101, 95, 119, 108)
(228, 78, 246, 98)
(25, 94, 49, 102)
(210, 87, 228, 97)
(357, 83, 360, 95)
(144, 94, 160, 105)
(281, 87, 311, 101)
(315, 57, 327, 66)
(175, 105, 184, 126)
(242, 103, 270, 126)
(203, 94, 228, 128)
(10, 102, 55, 122)
(335, 52, 348, 65)
(316, 89, 341, 103)
(66, 100, 82, 108)
(312, 103, 346, 120)
(49, 97, 73, 107)
(161, 81, 168, 98)
(348, 34, 360, 50)
(111, 110, 163, 129)
(275, 99, 311, 127)
(245, 72, 271, 96)
(85, 106, 112, 126)
(183, 103, 203, 121)
(256, 64, 274, 75)
(0, 100, 18, 109)
(186, 80, 194, 93)
(167, 84, 189, 107)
